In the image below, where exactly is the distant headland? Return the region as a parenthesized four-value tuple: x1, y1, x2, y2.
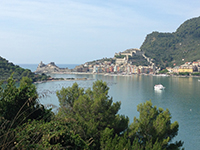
(35, 61, 72, 74)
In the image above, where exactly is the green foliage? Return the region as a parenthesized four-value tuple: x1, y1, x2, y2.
(100, 127, 165, 150)
(0, 56, 49, 82)
(140, 16, 200, 69)
(178, 72, 190, 76)
(57, 82, 84, 110)
(191, 72, 200, 76)
(0, 76, 52, 124)
(129, 55, 150, 66)
(14, 118, 88, 149)
(0, 76, 52, 149)
(56, 80, 129, 149)
(100, 128, 132, 150)
(129, 101, 183, 150)
(158, 69, 169, 74)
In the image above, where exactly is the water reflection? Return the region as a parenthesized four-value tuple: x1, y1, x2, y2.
(154, 89, 163, 94)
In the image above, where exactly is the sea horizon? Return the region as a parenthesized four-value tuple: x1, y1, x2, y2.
(17, 64, 80, 72)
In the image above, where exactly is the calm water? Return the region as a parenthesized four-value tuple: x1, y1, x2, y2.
(21, 64, 200, 149)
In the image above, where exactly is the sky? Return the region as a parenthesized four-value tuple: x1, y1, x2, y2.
(0, 0, 200, 64)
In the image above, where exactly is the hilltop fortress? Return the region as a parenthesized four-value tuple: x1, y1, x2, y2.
(115, 48, 143, 57)
(114, 48, 144, 64)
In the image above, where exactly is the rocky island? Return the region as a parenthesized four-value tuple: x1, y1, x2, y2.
(35, 61, 72, 74)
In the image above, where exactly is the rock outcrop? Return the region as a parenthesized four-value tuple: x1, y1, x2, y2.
(35, 61, 71, 74)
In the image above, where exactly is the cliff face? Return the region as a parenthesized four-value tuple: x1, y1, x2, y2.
(35, 61, 71, 74)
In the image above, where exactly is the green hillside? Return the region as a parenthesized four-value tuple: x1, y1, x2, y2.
(0, 56, 48, 82)
(140, 16, 200, 69)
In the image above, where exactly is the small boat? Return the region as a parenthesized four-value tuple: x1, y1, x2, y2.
(198, 79, 200, 82)
(154, 84, 165, 90)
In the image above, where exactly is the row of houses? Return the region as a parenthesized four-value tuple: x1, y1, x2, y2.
(75, 62, 156, 74)
(167, 61, 200, 73)
(75, 60, 200, 75)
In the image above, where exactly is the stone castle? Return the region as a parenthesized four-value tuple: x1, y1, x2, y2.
(35, 61, 71, 74)
(114, 48, 144, 64)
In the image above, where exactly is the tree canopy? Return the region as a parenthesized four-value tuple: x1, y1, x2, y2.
(0, 78, 184, 149)
(0, 76, 52, 149)
(56, 80, 129, 149)
(129, 101, 183, 149)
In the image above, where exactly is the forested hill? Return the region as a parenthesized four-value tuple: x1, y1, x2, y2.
(140, 16, 200, 69)
(0, 56, 48, 82)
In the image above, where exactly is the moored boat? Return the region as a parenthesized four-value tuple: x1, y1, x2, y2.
(154, 84, 165, 90)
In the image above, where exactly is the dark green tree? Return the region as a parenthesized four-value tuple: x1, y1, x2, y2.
(0, 76, 52, 149)
(100, 127, 164, 150)
(158, 69, 169, 74)
(128, 101, 183, 150)
(0, 76, 52, 125)
(179, 72, 190, 76)
(13, 118, 88, 149)
(56, 80, 129, 149)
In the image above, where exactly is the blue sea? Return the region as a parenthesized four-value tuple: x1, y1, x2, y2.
(18, 64, 200, 149)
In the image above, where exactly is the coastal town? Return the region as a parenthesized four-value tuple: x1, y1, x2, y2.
(35, 48, 200, 76)
(72, 48, 200, 76)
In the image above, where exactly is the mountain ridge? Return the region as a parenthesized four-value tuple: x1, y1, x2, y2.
(140, 16, 200, 69)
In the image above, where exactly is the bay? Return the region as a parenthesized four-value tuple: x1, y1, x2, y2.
(22, 64, 200, 149)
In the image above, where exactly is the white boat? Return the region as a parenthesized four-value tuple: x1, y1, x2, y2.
(154, 84, 165, 90)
